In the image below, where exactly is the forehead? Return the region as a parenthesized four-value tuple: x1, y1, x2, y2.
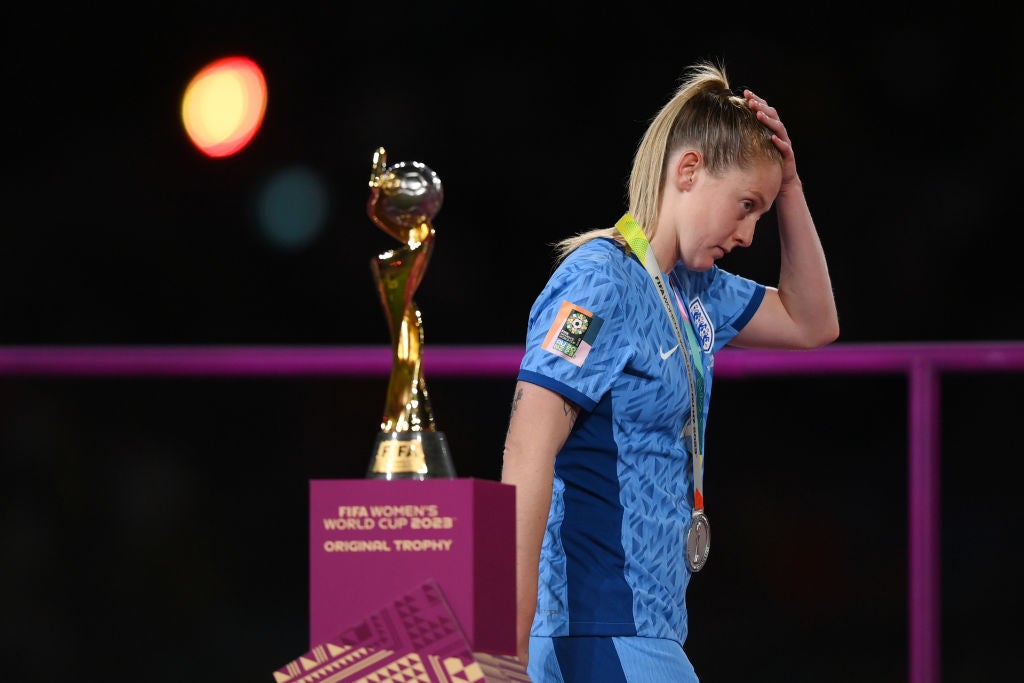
(719, 160, 782, 200)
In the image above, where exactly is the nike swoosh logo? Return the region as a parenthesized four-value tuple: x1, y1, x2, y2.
(660, 344, 679, 360)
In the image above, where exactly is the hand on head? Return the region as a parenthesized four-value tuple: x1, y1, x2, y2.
(744, 89, 798, 188)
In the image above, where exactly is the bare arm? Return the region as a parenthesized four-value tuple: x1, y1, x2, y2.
(500, 380, 578, 666)
(732, 89, 840, 350)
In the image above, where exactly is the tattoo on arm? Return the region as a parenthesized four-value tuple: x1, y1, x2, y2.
(507, 386, 577, 429)
(503, 388, 525, 444)
(510, 387, 524, 415)
(562, 399, 578, 426)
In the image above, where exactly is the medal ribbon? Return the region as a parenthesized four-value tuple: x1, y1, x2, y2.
(614, 213, 707, 513)
(670, 280, 707, 452)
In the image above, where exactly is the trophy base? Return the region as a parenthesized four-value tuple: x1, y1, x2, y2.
(367, 431, 457, 480)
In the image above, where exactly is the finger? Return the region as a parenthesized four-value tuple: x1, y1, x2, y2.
(744, 90, 789, 138)
(757, 108, 778, 123)
(744, 91, 780, 118)
(743, 89, 769, 109)
(755, 108, 782, 130)
(752, 99, 778, 119)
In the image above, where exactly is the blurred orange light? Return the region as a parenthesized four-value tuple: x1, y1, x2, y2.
(182, 56, 267, 158)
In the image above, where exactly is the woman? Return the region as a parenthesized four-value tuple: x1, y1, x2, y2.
(500, 60, 839, 682)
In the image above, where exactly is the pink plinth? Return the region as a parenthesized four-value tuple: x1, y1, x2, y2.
(309, 478, 516, 656)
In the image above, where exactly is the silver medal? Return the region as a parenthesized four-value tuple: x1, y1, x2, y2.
(686, 510, 711, 572)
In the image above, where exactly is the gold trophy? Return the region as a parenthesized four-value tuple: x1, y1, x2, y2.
(365, 147, 456, 479)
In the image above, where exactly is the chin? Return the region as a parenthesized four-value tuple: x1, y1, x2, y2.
(682, 255, 714, 272)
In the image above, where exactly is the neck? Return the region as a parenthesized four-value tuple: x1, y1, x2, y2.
(647, 222, 678, 274)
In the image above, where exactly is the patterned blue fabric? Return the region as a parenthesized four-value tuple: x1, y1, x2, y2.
(518, 237, 764, 645)
(528, 635, 699, 682)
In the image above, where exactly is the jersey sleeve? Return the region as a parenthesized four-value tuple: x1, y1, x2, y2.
(517, 242, 633, 412)
(679, 265, 766, 353)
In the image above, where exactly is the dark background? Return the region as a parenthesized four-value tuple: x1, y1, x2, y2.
(2, 3, 1022, 681)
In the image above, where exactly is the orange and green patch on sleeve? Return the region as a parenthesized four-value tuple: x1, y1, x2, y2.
(542, 300, 605, 368)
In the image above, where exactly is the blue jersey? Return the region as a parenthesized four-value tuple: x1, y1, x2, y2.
(518, 237, 764, 645)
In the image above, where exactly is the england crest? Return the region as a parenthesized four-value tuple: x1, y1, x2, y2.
(688, 297, 714, 353)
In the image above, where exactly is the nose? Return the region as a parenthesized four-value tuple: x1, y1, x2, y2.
(733, 220, 756, 248)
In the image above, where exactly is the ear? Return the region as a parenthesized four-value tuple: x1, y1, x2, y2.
(673, 150, 701, 190)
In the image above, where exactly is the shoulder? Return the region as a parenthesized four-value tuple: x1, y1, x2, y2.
(559, 237, 637, 279)
(547, 238, 636, 290)
(675, 264, 762, 302)
(561, 236, 627, 265)
(529, 238, 639, 327)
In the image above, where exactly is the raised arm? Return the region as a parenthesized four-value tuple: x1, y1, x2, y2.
(732, 89, 840, 350)
(500, 380, 578, 666)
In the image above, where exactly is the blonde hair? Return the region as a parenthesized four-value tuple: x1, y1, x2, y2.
(553, 60, 783, 261)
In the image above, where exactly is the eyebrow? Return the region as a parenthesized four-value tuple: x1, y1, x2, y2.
(746, 189, 771, 207)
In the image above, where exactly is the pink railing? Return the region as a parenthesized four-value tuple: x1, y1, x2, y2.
(4, 341, 1023, 683)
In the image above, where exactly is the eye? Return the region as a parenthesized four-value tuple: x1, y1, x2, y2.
(741, 200, 755, 212)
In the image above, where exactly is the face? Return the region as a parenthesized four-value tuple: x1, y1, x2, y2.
(677, 159, 782, 271)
